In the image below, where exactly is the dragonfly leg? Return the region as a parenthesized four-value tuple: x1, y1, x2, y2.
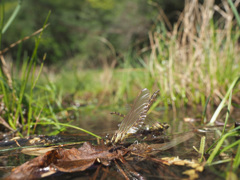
(119, 156, 146, 180)
(92, 164, 102, 180)
(114, 159, 130, 180)
(110, 112, 125, 118)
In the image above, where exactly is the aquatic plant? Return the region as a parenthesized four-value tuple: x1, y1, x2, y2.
(206, 75, 240, 176)
(46, 0, 240, 110)
(0, 3, 100, 138)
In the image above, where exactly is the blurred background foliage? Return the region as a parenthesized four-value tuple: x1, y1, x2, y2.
(0, 0, 240, 132)
(2, 0, 184, 67)
(1, 0, 239, 110)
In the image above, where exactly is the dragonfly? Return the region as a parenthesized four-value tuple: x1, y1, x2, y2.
(111, 88, 167, 144)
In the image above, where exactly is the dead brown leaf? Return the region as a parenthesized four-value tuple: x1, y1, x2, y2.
(5, 142, 126, 180)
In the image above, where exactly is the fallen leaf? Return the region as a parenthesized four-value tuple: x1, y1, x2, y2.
(183, 169, 199, 180)
(5, 142, 126, 180)
(21, 147, 56, 156)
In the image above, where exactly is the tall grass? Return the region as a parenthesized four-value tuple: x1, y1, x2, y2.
(0, 10, 51, 135)
(0, 4, 101, 138)
(54, 0, 240, 110)
(205, 75, 240, 168)
(145, 0, 240, 108)
(1, 0, 240, 137)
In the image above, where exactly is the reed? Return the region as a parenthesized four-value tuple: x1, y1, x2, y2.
(1, 0, 240, 139)
(144, 0, 240, 108)
(204, 75, 240, 176)
(0, 10, 51, 135)
(0, 6, 100, 138)
(56, 0, 240, 109)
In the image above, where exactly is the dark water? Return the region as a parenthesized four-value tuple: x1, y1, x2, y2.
(0, 108, 239, 179)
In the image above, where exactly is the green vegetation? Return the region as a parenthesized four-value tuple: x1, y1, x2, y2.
(0, 0, 239, 132)
(205, 75, 240, 176)
(47, 0, 240, 109)
(0, 0, 240, 178)
(0, 3, 101, 137)
(4, 0, 172, 63)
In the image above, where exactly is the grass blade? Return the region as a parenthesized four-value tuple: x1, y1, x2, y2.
(13, 11, 51, 128)
(207, 127, 240, 164)
(233, 143, 240, 170)
(202, 96, 210, 123)
(2, 0, 22, 34)
(33, 122, 102, 139)
(227, 0, 240, 27)
(208, 76, 240, 125)
(222, 90, 232, 134)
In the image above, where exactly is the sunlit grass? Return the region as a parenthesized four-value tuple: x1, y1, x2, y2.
(147, 1, 240, 109)
(202, 76, 240, 176)
(0, 12, 51, 136)
(0, 1, 240, 179)
(0, 6, 100, 138)
(43, 1, 240, 111)
(0, 0, 240, 158)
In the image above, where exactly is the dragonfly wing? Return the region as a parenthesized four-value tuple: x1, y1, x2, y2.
(119, 88, 150, 132)
(112, 88, 150, 143)
(126, 89, 160, 134)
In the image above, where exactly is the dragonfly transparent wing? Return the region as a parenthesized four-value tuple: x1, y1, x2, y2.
(111, 88, 150, 143)
(128, 89, 160, 133)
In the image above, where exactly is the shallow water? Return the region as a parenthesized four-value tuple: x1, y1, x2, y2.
(0, 108, 239, 179)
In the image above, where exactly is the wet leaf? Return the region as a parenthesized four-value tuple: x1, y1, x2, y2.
(6, 142, 126, 180)
(159, 156, 204, 180)
(21, 147, 56, 156)
(5, 149, 59, 180)
(161, 156, 204, 172)
(183, 169, 199, 180)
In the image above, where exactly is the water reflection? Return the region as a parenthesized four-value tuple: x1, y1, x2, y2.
(1, 108, 239, 179)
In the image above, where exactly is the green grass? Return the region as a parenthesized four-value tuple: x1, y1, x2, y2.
(0, 11, 53, 136)
(42, 0, 240, 111)
(0, 0, 239, 134)
(0, 4, 101, 138)
(0, 2, 240, 178)
(202, 76, 240, 176)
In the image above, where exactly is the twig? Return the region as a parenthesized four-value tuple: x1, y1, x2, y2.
(114, 159, 130, 180)
(0, 24, 49, 55)
(0, 55, 12, 89)
(0, 116, 14, 131)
